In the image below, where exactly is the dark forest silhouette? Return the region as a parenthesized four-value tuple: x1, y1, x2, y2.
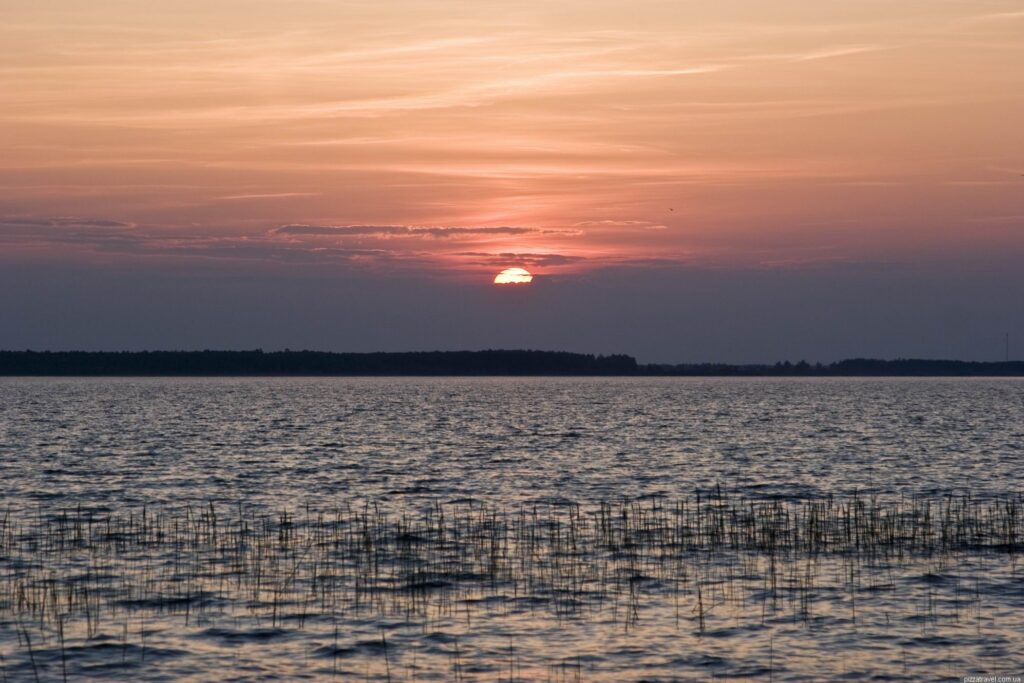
(1, 350, 1023, 376)
(0, 350, 635, 376)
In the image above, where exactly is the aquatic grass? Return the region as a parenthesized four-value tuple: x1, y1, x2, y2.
(0, 491, 1020, 679)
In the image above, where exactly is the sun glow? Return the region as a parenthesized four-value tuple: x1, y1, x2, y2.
(493, 267, 533, 285)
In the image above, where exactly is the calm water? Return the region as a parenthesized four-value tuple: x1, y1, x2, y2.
(1, 377, 1023, 681)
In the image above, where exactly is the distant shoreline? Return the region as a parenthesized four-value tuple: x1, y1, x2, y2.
(2, 350, 1023, 377)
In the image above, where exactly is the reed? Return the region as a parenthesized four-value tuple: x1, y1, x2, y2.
(0, 491, 1019, 679)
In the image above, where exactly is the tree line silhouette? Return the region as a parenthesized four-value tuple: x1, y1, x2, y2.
(0, 350, 636, 376)
(1, 351, 1023, 376)
(641, 358, 1024, 376)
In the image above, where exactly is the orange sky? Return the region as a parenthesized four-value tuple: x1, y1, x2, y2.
(2, 0, 1023, 279)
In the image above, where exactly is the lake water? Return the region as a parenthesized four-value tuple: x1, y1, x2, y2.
(1, 377, 1022, 680)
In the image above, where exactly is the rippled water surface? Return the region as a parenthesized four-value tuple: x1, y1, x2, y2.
(1, 377, 1023, 681)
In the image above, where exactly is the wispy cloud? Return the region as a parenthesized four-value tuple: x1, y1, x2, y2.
(3, 0, 1021, 273)
(0, 216, 593, 272)
(958, 10, 1024, 27)
(0, 216, 135, 231)
(271, 224, 581, 238)
(0, 216, 415, 266)
(573, 220, 668, 231)
(771, 45, 885, 63)
(456, 251, 589, 267)
(215, 192, 320, 201)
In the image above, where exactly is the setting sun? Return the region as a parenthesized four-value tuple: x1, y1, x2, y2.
(493, 267, 533, 285)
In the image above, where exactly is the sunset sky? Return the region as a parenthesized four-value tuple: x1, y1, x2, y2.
(2, 0, 1023, 361)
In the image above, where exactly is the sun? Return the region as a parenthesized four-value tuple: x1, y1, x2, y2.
(493, 267, 533, 285)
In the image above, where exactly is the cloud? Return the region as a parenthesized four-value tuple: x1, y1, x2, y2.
(0, 215, 674, 273)
(456, 251, 589, 267)
(0, 215, 412, 267)
(960, 10, 1024, 27)
(457, 251, 695, 269)
(573, 220, 668, 231)
(0, 216, 135, 231)
(771, 45, 885, 63)
(271, 224, 580, 238)
(0, 215, 596, 272)
(145, 241, 404, 264)
(214, 192, 320, 201)
(0, 217, 139, 249)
